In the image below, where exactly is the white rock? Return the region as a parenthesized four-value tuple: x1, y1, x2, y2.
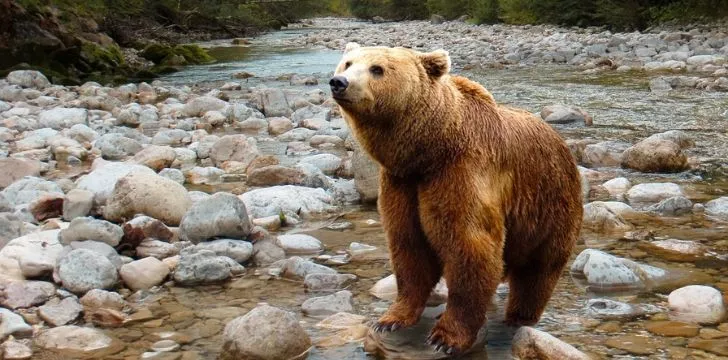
(119, 257, 170, 291)
(299, 154, 342, 175)
(626, 182, 684, 209)
(668, 285, 726, 324)
(0, 308, 33, 339)
(570, 249, 667, 291)
(194, 239, 253, 264)
(179, 192, 252, 243)
(59, 217, 123, 247)
(302, 290, 353, 317)
(75, 162, 155, 208)
(241, 185, 339, 220)
(0, 230, 64, 279)
(512, 327, 590, 360)
(34, 325, 118, 355)
(38, 297, 83, 326)
(275, 234, 324, 255)
(6, 70, 50, 89)
(705, 197, 728, 222)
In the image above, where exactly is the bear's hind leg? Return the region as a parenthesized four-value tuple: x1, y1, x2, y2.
(374, 172, 442, 332)
(504, 248, 570, 326)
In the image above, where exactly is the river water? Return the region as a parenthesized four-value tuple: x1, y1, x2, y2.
(36, 21, 727, 360)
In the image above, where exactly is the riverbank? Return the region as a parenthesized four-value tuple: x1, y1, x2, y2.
(0, 18, 727, 360)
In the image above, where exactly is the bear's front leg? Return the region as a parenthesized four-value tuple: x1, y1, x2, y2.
(419, 170, 505, 355)
(374, 171, 443, 333)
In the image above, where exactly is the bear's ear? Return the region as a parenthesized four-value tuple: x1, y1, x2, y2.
(344, 42, 361, 54)
(419, 49, 451, 78)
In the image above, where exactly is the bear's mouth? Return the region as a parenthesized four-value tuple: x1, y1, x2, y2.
(332, 95, 352, 104)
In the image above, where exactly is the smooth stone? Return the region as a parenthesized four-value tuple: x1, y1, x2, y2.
(34, 325, 122, 357)
(0, 280, 55, 309)
(645, 320, 700, 337)
(179, 192, 251, 244)
(302, 290, 354, 317)
(304, 273, 357, 292)
(0, 159, 41, 189)
(59, 217, 123, 247)
(151, 339, 180, 352)
(352, 140, 380, 203)
(638, 239, 712, 262)
(136, 239, 179, 260)
(38, 297, 83, 326)
(173, 249, 244, 286)
(120, 257, 170, 291)
(240, 185, 339, 220)
(94, 133, 142, 160)
(705, 197, 728, 222)
(582, 201, 634, 233)
(251, 239, 285, 266)
(621, 138, 688, 173)
(275, 234, 323, 255)
(370, 274, 448, 306)
(130, 145, 177, 171)
(220, 305, 311, 360)
(570, 249, 667, 292)
(0, 230, 64, 279)
(194, 239, 253, 264)
(272, 256, 337, 280)
(184, 166, 224, 185)
(626, 183, 684, 209)
(0, 176, 63, 207)
(62, 189, 94, 220)
(0, 340, 33, 359)
(75, 162, 156, 208)
(645, 196, 693, 216)
(0, 308, 33, 339)
(584, 298, 645, 321)
(668, 285, 726, 324)
(209, 134, 260, 169)
(512, 326, 590, 360)
(57, 248, 119, 295)
(79, 289, 125, 310)
(299, 154, 342, 175)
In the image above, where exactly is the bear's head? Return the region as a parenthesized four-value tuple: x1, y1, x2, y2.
(329, 42, 451, 122)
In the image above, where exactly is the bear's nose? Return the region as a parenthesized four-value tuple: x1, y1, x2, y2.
(329, 76, 349, 96)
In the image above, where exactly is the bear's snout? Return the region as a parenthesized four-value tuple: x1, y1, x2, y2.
(329, 76, 349, 97)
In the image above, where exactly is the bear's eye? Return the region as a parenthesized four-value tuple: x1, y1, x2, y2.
(369, 65, 384, 76)
(344, 61, 352, 70)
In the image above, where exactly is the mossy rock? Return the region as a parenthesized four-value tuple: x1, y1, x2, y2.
(80, 41, 125, 71)
(172, 44, 214, 64)
(140, 43, 173, 64)
(140, 43, 213, 66)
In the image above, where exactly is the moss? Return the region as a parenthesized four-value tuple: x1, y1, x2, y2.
(173, 44, 214, 64)
(140, 44, 174, 64)
(80, 41, 125, 70)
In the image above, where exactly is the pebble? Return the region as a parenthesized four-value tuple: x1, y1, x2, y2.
(275, 234, 324, 255)
(38, 297, 83, 326)
(119, 257, 170, 291)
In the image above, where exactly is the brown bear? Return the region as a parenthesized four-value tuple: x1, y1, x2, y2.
(330, 43, 583, 355)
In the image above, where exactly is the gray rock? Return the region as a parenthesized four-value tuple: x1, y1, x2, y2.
(299, 154, 342, 175)
(302, 290, 353, 317)
(60, 217, 123, 247)
(259, 88, 291, 117)
(352, 141, 380, 203)
(650, 77, 673, 93)
(1, 176, 63, 207)
(0, 280, 55, 309)
(159, 168, 185, 184)
(179, 192, 252, 243)
(136, 239, 179, 260)
(0, 230, 64, 278)
(252, 239, 285, 267)
(304, 273, 357, 292)
(38, 297, 83, 326)
(38, 108, 87, 129)
(585, 298, 645, 321)
(183, 96, 228, 117)
(184, 166, 224, 185)
(570, 249, 667, 292)
(705, 196, 728, 222)
(0, 308, 33, 339)
(291, 104, 330, 123)
(173, 249, 244, 285)
(152, 129, 190, 146)
(6, 70, 51, 89)
(241, 185, 339, 220)
(75, 162, 156, 208)
(268, 117, 294, 135)
(272, 256, 337, 280)
(104, 170, 192, 226)
(209, 134, 260, 169)
(62, 189, 94, 221)
(130, 145, 176, 171)
(275, 234, 323, 255)
(57, 248, 119, 295)
(540, 104, 592, 125)
(221, 305, 311, 360)
(0, 213, 26, 249)
(582, 141, 630, 168)
(582, 201, 634, 233)
(627, 183, 684, 209)
(94, 134, 143, 160)
(645, 196, 693, 216)
(194, 239, 253, 264)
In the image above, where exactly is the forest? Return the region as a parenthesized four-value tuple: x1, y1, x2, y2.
(343, 0, 728, 30)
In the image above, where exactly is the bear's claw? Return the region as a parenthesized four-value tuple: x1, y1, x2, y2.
(372, 322, 401, 333)
(425, 334, 457, 356)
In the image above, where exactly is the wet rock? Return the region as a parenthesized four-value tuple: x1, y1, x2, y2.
(60, 217, 123, 247)
(28, 193, 64, 221)
(622, 138, 689, 173)
(268, 117, 294, 135)
(34, 325, 122, 357)
(645, 320, 700, 337)
(75, 162, 156, 208)
(585, 298, 646, 321)
(705, 196, 728, 222)
(203, 110, 227, 126)
(94, 134, 143, 160)
(605, 334, 661, 355)
(0, 280, 55, 309)
(1, 176, 63, 207)
(299, 154, 342, 175)
(0, 339, 33, 359)
(582, 141, 630, 168)
(540, 104, 592, 126)
(302, 290, 353, 317)
(209, 134, 260, 169)
(194, 239, 253, 264)
(62, 189, 94, 221)
(626, 182, 684, 209)
(120, 257, 170, 291)
(79, 289, 125, 311)
(275, 234, 323, 255)
(582, 201, 634, 233)
(121, 216, 173, 249)
(0, 230, 64, 279)
(159, 168, 185, 184)
(0, 159, 41, 189)
(241, 185, 339, 220)
(38, 108, 88, 130)
(304, 273, 357, 292)
(173, 249, 244, 285)
(131, 145, 177, 171)
(668, 285, 726, 324)
(273, 256, 337, 280)
(57, 248, 119, 295)
(570, 249, 668, 292)
(7, 70, 50, 89)
(179, 192, 251, 244)
(136, 239, 179, 260)
(644, 130, 694, 149)
(221, 304, 310, 360)
(370, 275, 448, 306)
(512, 327, 590, 360)
(645, 196, 693, 216)
(184, 166, 224, 185)
(104, 170, 192, 226)
(688, 338, 728, 356)
(252, 239, 285, 266)
(649, 77, 672, 93)
(0, 308, 32, 339)
(38, 297, 83, 326)
(183, 96, 228, 117)
(639, 239, 712, 262)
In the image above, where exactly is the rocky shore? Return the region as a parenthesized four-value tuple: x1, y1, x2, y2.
(0, 17, 726, 360)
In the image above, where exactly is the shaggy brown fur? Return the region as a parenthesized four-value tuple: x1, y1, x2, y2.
(332, 43, 583, 355)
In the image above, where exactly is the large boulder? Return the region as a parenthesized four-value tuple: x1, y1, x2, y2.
(179, 192, 252, 244)
(221, 305, 311, 360)
(209, 134, 260, 169)
(104, 170, 192, 226)
(240, 185, 339, 220)
(621, 138, 688, 173)
(75, 162, 155, 208)
(38, 108, 88, 129)
(6, 70, 51, 89)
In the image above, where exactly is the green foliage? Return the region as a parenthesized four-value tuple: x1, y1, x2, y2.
(140, 43, 212, 65)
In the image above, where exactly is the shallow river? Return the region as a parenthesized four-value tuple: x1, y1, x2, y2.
(38, 22, 728, 360)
